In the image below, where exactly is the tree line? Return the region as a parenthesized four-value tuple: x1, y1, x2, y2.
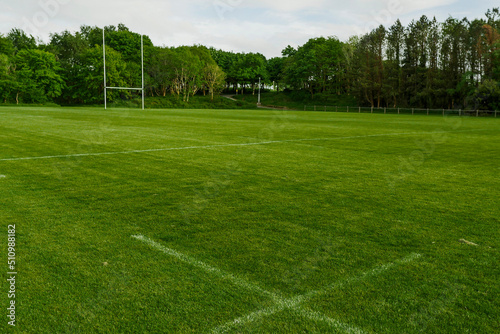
(0, 9, 499, 110)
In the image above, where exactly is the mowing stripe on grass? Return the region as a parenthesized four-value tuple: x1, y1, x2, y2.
(293, 308, 367, 334)
(132, 235, 421, 334)
(131, 234, 281, 301)
(0, 129, 483, 162)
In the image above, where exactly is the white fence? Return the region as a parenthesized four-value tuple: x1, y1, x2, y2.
(303, 106, 499, 117)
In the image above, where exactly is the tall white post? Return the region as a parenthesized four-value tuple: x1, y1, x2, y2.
(103, 28, 107, 110)
(141, 35, 145, 110)
(257, 77, 261, 106)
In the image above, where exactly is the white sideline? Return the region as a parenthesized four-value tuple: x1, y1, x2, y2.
(132, 234, 421, 334)
(0, 129, 482, 162)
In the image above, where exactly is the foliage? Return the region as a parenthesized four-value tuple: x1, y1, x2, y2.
(267, 57, 285, 92)
(1, 10, 499, 109)
(79, 45, 127, 104)
(15, 49, 64, 103)
(210, 48, 269, 94)
(0, 34, 15, 56)
(282, 37, 344, 99)
(472, 79, 500, 109)
(7, 28, 37, 53)
(0, 53, 16, 103)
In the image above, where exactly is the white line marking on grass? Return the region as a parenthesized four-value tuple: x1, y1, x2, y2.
(131, 234, 280, 301)
(0, 129, 484, 162)
(132, 234, 421, 334)
(212, 253, 421, 334)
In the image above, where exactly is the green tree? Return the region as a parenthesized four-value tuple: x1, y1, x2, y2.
(7, 28, 37, 54)
(354, 27, 385, 107)
(48, 30, 91, 104)
(77, 45, 127, 104)
(0, 34, 15, 56)
(172, 46, 203, 102)
(494, 41, 500, 80)
(385, 20, 404, 106)
(209, 48, 239, 92)
(204, 63, 226, 101)
(146, 47, 178, 97)
(15, 49, 64, 103)
(473, 79, 500, 109)
(342, 36, 358, 96)
(229, 53, 268, 95)
(267, 57, 285, 92)
(283, 37, 344, 99)
(0, 53, 17, 103)
(440, 18, 469, 108)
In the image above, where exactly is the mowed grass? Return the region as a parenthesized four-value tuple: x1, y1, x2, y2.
(0, 106, 499, 333)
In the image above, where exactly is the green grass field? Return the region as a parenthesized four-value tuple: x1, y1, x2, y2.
(1, 106, 499, 333)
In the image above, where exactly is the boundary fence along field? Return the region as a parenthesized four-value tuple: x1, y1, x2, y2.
(304, 106, 499, 117)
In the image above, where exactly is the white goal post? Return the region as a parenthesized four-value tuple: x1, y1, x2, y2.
(103, 29, 145, 110)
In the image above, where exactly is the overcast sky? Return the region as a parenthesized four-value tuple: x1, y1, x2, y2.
(1, 0, 498, 58)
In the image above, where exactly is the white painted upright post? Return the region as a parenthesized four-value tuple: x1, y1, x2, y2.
(141, 35, 145, 110)
(257, 77, 261, 106)
(103, 28, 107, 110)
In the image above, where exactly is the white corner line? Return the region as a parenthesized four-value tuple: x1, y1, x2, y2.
(210, 253, 421, 334)
(131, 234, 280, 301)
(132, 234, 421, 334)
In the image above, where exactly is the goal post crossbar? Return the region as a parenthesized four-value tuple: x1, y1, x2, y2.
(103, 29, 145, 110)
(106, 87, 143, 91)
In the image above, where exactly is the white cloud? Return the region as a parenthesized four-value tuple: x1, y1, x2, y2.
(0, 0, 495, 58)
(242, 0, 330, 12)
